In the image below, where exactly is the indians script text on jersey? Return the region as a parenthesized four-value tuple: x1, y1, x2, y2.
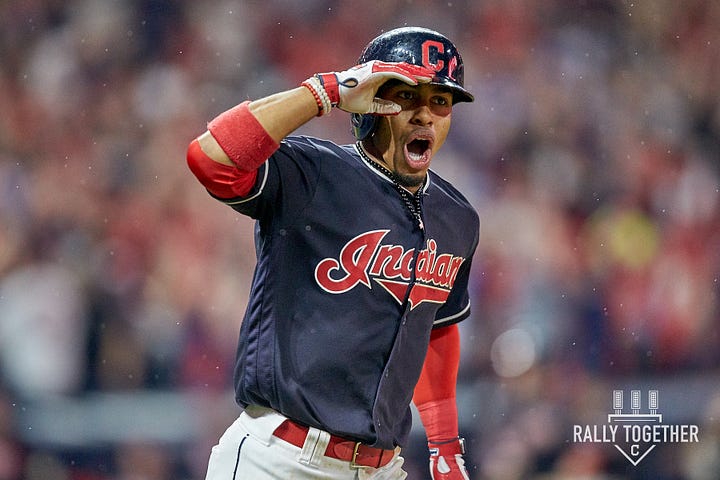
(315, 230, 465, 310)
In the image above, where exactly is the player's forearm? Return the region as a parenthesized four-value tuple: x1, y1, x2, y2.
(414, 325, 461, 403)
(413, 324, 461, 442)
(248, 87, 320, 142)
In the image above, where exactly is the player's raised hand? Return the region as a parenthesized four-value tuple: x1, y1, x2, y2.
(428, 438, 470, 480)
(302, 61, 434, 116)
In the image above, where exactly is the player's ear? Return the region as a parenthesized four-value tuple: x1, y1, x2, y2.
(366, 117, 391, 149)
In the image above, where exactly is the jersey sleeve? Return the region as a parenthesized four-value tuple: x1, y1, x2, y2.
(211, 136, 324, 224)
(186, 138, 259, 198)
(432, 254, 473, 328)
(427, 174, 480, 329)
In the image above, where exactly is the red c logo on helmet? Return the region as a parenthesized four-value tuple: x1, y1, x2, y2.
(421, 40, 445, 72)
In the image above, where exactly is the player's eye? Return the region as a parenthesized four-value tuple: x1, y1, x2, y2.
(396, 90, 416, 100)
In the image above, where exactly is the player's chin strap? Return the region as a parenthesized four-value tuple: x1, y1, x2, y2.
(428, 437, 470, 480)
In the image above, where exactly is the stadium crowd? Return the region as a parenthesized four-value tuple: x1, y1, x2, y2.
(0, 1, 718, 478)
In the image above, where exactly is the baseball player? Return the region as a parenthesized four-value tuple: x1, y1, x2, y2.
(187, 27, 479, 479)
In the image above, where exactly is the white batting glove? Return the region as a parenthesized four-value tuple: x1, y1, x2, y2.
(428, 438, 470, 480)
(302, 61, 434, 116)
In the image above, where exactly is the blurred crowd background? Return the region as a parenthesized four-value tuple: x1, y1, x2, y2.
(1, 0, 719, 479)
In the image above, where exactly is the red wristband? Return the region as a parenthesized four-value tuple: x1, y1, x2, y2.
(207, 101, 279, 172)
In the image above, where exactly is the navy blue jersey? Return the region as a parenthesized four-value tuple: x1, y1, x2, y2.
(217, 136, 479, 449)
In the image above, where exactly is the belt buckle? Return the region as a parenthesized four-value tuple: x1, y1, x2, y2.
(348, 441, 363, 469)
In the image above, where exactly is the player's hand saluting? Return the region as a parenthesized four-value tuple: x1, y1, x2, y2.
(428, 438, 471, 480)
(302, 60, 434, 116)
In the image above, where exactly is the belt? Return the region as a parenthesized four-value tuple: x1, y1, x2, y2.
(273, 419, 395, 469)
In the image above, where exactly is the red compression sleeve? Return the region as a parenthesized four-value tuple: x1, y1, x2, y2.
(207, 101, 279, 172)
(186, 139, 257, 198)
(413, 324, 461, 442)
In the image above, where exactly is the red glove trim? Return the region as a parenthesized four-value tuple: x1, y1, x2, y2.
(206, 101, 279, 172)
(186, 138, 258, 199)
(429, 437, 465, 456)
(429, 437, 470, 480)
(317, 73, 340, 106)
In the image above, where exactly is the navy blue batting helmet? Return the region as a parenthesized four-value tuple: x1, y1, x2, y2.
(352, 27, 474, 140)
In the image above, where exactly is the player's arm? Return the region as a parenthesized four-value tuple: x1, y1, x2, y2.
(413, 324, 471, 479)
(185, 88, 316, 199)
(186, 61, 434, 198)
(196, 87, 319, 168)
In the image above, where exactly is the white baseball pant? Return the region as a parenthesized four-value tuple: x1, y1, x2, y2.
(204, 405, 407, 480)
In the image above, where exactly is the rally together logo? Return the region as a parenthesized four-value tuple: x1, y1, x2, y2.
(573, 389, 700, 466)
(314, 230, 466, 309)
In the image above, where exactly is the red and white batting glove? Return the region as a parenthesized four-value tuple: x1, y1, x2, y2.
(428, 438, 470, 480)
(302, 60, 434, 116)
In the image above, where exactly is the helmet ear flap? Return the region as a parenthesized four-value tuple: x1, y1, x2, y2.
(351, 113, 378, 140)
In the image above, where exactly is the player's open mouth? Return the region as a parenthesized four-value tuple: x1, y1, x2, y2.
(404, 133, 434, 170)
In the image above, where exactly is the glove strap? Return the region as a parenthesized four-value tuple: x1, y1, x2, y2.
(429, 437, 466, 457)
(316, 73, 340, 106)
